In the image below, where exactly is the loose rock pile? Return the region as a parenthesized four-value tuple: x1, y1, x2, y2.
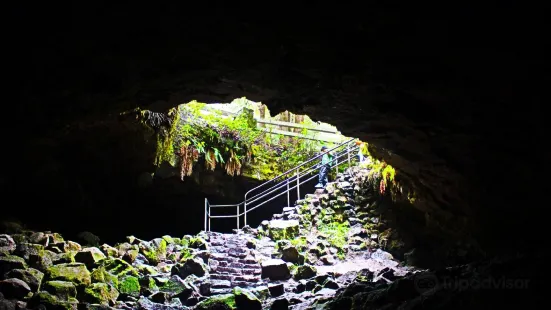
(1, 167, 416, 309)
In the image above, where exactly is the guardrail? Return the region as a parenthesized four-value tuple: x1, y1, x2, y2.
(204, 138, 360, 231)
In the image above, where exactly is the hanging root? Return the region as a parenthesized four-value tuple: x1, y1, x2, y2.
(179, 145, 199, 180)
(119, 108, 172, 130)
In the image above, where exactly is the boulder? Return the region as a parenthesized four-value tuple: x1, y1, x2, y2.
(0, 278, 31, 299)
(0, 255, 27, 275)
(0, 235, 16, 254)
(271, 298, 290, 310)
(293, 265, 317, 280)
(261, 259, 290, 280)
(268, 220, 300, 241)
(43, 280, 77, 300)
(27, 291, 78, 310)
(47, 263, 91, 286)
(280, 245, 300, 263)
(4, 268, 44, 292)
(74, 247, 106, 266)
(195, 294, 235, 310)
(234, 287, 261, 310)
(82, 282, 119, 306)
(119, 275, 140, 297)
(171, 258, 207, 279)
(14, 243, 45, 260)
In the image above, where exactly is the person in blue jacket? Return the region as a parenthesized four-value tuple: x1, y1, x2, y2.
(315, 146, 333, 188)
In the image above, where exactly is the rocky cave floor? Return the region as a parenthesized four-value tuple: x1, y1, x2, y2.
(1, 167, 545, 309)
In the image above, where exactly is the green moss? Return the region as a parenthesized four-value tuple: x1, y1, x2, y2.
(99, 258, 138, 279)
(180, 248, 194, 261)
(43, 281, 77, 299)
(47, 263, 91, 286)
(118, 276, 140, 297)
(318, 221, 350, 260)
(196, 294, 236, 310)
(90, 267, 119, 289)
(29, 292, 77, 310)
(162, 235, 175, 244)
(82, 283, 119, 306)
(189, 237, 207, 250)
(141, 239, 167, 264)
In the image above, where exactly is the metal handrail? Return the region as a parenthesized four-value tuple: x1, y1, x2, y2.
(205, 138, 360, 231)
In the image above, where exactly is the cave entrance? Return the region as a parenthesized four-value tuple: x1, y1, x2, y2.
(136, 97, 363, 235)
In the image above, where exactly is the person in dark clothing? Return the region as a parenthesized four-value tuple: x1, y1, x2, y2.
(315, 146, 333, 188)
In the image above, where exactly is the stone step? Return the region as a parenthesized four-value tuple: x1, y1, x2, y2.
(242, 268, 262, 275)
(210, 274, 234, 281)
(233, 275, 259, 282)
(210, 254, 239, 262)
(216, 267, 242, 275)
(210, 288, 232, 295)
(210, 279, 232, 288)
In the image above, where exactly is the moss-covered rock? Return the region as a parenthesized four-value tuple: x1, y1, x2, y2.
(161, 235, 175, 245)
(0, 234, 16, 254)
(90, 267, 119, 289)
(14, 243, 45, 260)
(81, 282, 119, 306)
(29, 250, 55, 272)
(43, 281, 77, 300)
(195, 293, 236, 310)
(293, 264, 317, 280)
(52, 251, 77, 265)
(74, 247, 106, 267)
(28, 291, 78, 310)
(65, 241, 82, 252)
(0, 255, 27, 275)
(188, 237, 208, 250)
(139, 239, 167, 265)
(268, 220, 300, 241)
(233, 287, 261, 310)
(99, 244, 118, 258)
(98, 258, 138, 278)
(4, 268, 44, 292)
(47, 263, 91, 286)
(171, 258, 207, 279)
(118, 275, 140, 297)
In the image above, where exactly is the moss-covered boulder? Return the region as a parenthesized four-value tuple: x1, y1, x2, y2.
(0, 255, 27, 275)
(0, 234, 16, 254)
(118, 275, 140, 297)
(43, 281, 77, 300)
(171, 258, 207, 279)
(29, 250, 55, 272)
(47, 263, 91, 286)
(260, 259, 291, 281)
(4, 268, 44, 292)
(81, 282, 119, 306)
(74, 247, 106, 267)
(99, 244, 118, 258)
(65, 241, 82, 252)
(139, 239, 167, 265)
(188, 237, 208, 250)
(195, 293, 236, 310)
(162, 235, 175, 245)
(268, 220, 299, 241)
(14, 243, 44, 260)
(98, 258, 138, 278)
(293, 264, 317, 280)
(90, 267, 119, 289)
(52, 251, 77, 265)
(28, 291, 78, 310)
(233, 287, 261, 310)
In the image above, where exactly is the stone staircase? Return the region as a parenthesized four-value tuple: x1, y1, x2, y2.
(206, 232, 267, 295)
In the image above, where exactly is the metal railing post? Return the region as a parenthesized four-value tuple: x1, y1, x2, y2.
(204, 198, 208, 232)
(244, 201, 247, 227)
(296, 168, 300, 200)
(287, 179, 290, 208)
(347, 142, 351, 167)
(237, 205, 240, 229)
(335, 152, 339, 174)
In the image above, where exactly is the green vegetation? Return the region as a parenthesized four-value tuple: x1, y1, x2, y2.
(317, 222, 350, 260)
(136, 98, 338, 181)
